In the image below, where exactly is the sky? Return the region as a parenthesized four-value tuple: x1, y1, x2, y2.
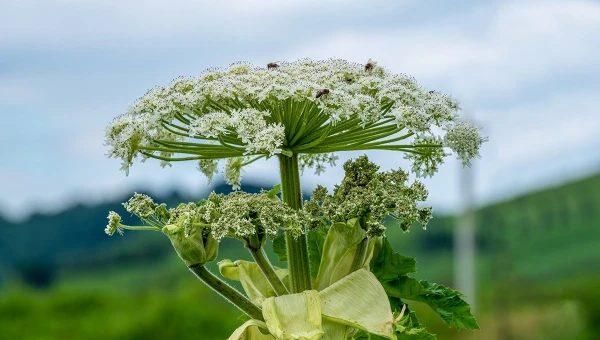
(1, 0, 599, 221)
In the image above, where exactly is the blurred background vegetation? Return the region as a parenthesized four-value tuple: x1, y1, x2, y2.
(1, 174, 598, 339)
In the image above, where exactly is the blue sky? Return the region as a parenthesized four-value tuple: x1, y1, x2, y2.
(1, 0, 599, 221)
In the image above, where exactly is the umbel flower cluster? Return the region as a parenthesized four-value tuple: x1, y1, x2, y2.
(105, 58, 486, 187)
(107, 189, 306, 242)
(107, 157, 429, 244)
(305, 155, 432, 238)
(102, 58, 484, 339)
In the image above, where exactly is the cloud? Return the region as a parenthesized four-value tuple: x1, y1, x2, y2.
(283, 0, 600, 101)
(1, 0, 599, 220)
(0, 0, 413, 46)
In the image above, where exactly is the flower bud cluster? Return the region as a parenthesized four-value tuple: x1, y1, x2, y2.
(205, 191, 304, 241)
(107, 190, 304, 243)
(305, 155, 433, 236)
(104, 211, 123, 236)
(299, 153, 339, 175)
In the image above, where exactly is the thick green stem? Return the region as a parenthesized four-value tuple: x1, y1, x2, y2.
(248, 247, 289, 296)
(188, 264, 264, 321)
(278, 153, 312, 293)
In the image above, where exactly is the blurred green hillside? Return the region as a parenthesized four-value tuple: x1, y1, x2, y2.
(0, 174, 599, 339)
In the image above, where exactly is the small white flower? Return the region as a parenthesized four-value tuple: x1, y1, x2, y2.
(105, 58, 485, 184)
(105, 211, 123, 236)
(224, 157, 244, 190)
(122, 192, 158, 218)
(197, 159, 219, 184)
(404, 135, 448, 178)
(444, 121, 487, 166)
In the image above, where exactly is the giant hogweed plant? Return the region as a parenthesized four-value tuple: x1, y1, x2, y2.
(104, 59, 485, 339)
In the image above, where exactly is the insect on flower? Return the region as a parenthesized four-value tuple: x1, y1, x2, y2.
(267, 62, 279, 69)
(364, 60, 375, 72)
(315, 88, 330, 99)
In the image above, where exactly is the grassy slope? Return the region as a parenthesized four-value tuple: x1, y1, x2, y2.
(1, 173, 599, 339)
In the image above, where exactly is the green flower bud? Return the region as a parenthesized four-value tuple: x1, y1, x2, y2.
(162, 223, 218, 266)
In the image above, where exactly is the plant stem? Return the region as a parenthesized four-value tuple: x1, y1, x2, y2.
(119, 225, 161, 231)
(278, 153, 312, 293)
(248, 247, 289, 296)
(188, 264, 264, 321)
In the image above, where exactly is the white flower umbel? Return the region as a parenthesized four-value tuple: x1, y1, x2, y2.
(105, 211, 123, 236)
(444, 121, 488, 167)
(104, 59, 486, 184)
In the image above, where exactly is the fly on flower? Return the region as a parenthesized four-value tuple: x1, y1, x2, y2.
(315, 88, 330, 99)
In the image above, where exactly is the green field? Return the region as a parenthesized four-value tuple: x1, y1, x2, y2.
(1, 174, 599, 339)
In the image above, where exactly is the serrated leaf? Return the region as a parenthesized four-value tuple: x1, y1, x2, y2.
(415, 281, 479, 331)
(382, 277, 429, 299)
(272, 234, 287, 262)
(395, 327, 436, 340)
(388, 299, 437, 340)
(371, 237, 417, 282)
(307, 227, 327, 279)
(389, 298, 422, 329)
(382, 277, 479, 331)
(265, 184, 281, 200)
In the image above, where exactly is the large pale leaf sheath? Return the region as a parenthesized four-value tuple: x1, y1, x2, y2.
(262, 290, 324, 340)
(319, 269, 395, 340)
(228, 320, 275, 340)
(219, 259, 290, 305)
(314, 220, 367, 291)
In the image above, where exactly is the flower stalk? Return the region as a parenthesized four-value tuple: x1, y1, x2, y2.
(245, 235, 289, 296)
(279, 153, 312, 293)
(188, 263, 264, 321)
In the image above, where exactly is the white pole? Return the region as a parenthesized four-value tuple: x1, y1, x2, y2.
(454, 125, 477, 312)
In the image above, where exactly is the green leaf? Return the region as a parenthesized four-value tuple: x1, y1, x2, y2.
(265, 184, 281, 200)
(388, 299, 437, 340)
(307, 227, 327, 279)
(382, 277, 479, 331)
(371, 237, 417, 282)
(395, 327, 436, 340)
(272, 234, 287, 262)
(415, 281, 479, 331)
(382, 277, 429, 299)
(389, 298, 422, 329)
